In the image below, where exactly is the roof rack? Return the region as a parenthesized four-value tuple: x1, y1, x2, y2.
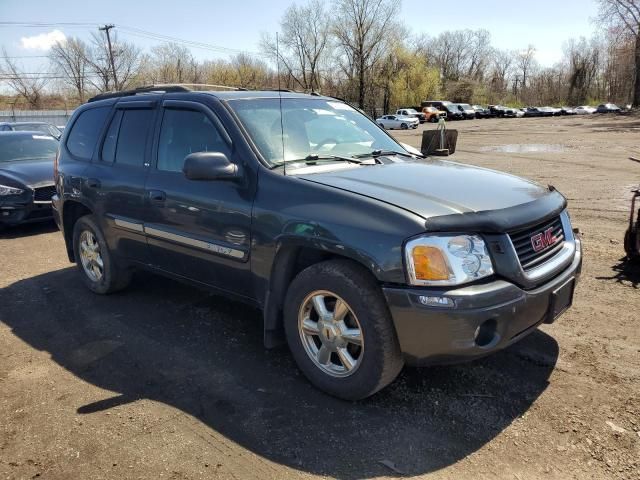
(88, 83, 247, 103)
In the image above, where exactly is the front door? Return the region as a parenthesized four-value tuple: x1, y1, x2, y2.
(143, 100, 254, 297)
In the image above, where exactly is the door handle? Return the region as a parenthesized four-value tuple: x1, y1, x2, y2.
(148, 189, 166, 203)
(87, 178, 101, 188)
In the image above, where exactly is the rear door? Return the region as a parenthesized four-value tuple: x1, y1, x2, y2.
(85, 100, 156, 263)
(143, 99, 254, 297)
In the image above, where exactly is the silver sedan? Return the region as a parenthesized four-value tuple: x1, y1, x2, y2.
(376, 115, 419, 130)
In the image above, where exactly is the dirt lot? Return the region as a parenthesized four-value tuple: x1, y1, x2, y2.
(1, 114, 639, 480)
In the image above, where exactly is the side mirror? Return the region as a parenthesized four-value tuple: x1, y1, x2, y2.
(183, 152, 238, 181)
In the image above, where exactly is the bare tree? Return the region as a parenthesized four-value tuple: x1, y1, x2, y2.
(262, 0, 331, 91)
(598, 0, 640, 106)
(49, 37, 90, 103)
(333, 0, 401, 108)
(516, 45, 538, 91)
(0, 48, 49, 108)
(490, 48, 515, 94)
(147, 42, 199, 84)
(85, 30, 142, 92)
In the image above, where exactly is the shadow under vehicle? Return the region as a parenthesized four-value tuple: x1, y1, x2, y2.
(0, 267, 560, 478)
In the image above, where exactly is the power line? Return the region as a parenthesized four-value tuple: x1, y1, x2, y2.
(0, 22, 99, 27)
(0, 56, 49, 59)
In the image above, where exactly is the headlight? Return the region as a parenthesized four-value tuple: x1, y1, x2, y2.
(405, 234, 494, 286)
(0, 184, 24, 196)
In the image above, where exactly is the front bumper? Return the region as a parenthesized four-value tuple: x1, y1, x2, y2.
(0, 200, 53, 226)
(383, 238, 582, 366)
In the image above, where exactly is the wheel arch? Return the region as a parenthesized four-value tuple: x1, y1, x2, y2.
(262, 238, 381, 348)
(62, 199, 93, 262)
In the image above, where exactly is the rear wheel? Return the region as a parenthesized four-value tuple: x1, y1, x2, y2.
(73, 215, 132, 294)
(284, 260, 403, 400)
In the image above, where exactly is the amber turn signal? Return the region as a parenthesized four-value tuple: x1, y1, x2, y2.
(412, 246, 450, 281)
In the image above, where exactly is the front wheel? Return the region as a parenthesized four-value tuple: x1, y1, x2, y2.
(400, 123, 408, 130)
(73, 215, 132, 294)
(284, 260, 403, 400)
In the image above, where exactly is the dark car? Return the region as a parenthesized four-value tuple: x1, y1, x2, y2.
(0, 121, 63, 139)
(421, 100, 465, 120)
(456, 103, 476, 120)
(523, 107, 545, 117)
(488, 105, 508, 117)
(596, 103, 621, 114)
(0, 131, 59, 228)
(472, 105, 493, 119)
(53, 85, 582, 400)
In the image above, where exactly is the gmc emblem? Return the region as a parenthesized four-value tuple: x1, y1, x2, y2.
(531, 227, 558, 253)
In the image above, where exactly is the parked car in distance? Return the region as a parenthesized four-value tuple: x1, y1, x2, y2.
(503, 106, 520, 118)
(395, 108, 427, 123)
(422, 100, 465, 120)
(421, 106, 446, 122)
(515, 108, 525, 118)
(560, 106, 576, 115)
(472, 105, 493, 118)
(574, 106, 596, 115)
(54, 86, 582, 400)
(0, 121, 62, 139)
(0, 131, 59, 228)
(457, 103, 476, 120)
(377, 114, 419, 130)
(488, 105, 508, 117)
(596, 103, 621, 113)
(542, 107, 562, 116)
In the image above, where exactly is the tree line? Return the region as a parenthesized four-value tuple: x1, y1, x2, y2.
(1, 0, 638, 112)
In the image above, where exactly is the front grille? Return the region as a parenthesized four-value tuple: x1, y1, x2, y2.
(509, 216, 565, 271)
(33, 185, 56, 202)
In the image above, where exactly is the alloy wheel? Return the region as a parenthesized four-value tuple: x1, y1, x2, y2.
(297, 290, 364, 378)
(79, 230, 104, 282)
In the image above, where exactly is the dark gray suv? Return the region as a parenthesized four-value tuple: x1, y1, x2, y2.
(53, 85, 582, 400)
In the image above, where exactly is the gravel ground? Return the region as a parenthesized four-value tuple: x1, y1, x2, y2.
(1, 114, 639, 480)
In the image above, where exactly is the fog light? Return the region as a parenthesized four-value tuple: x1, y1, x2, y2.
(418, 295, 454, 308)
(474, 319, 497, 347)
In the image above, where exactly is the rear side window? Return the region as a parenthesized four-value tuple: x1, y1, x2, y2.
(157, 109, 229, 173)
(101, 110, 123, 163)
(114, 109, 153, 166)
(66, 106, 109, 160)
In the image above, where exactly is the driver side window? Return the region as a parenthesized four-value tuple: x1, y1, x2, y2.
(157, 108, 229, 173)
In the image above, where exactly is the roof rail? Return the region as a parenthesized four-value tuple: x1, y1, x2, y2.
(88, 83, 247, 103)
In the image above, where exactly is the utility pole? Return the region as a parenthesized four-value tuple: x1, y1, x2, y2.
(99, 24, 118, 91)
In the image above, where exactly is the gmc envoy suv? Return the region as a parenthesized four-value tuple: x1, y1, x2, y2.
(53, 86, 582, 400)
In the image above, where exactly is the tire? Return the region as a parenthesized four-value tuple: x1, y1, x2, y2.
(283, 259, 403, 400)
(72, 215, 132, 294)
(378, 123, 385, 129)
(430, 116, 438, 123)
(400, 123, 408, 130)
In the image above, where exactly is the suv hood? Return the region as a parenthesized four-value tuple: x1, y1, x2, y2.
(0, 158, 54, 187)
(299, 160, 565, 231)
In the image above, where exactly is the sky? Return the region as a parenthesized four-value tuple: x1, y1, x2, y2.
(0, 0, 601, 75)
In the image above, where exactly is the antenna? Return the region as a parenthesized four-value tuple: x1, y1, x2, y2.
(276, 32, 286, 176)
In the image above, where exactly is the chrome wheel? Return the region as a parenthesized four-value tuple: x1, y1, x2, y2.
(298, 290, 364, 378)
(79, 230, 104, 282)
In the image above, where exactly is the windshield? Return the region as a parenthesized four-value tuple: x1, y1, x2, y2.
(228, 97, 405, 166)
(0, 134, 58, 162)
(404, 109, 418, 114)
(459, 104, 472, 109)
(12, 124, 60, 137)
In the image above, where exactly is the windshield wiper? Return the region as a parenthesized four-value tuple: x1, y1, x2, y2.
(270, 154, 367, 169)
(353, 149, 420, 159)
